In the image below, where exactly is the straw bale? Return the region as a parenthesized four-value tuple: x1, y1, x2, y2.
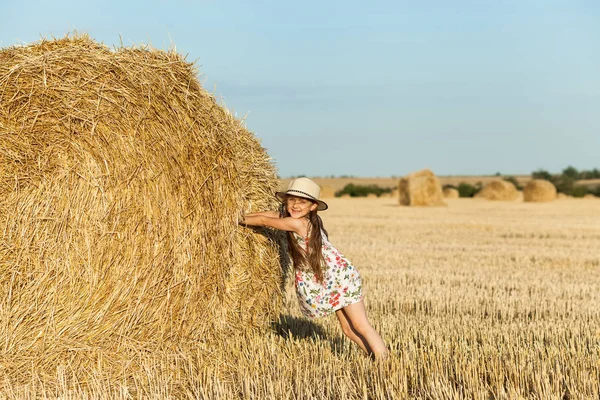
(583, 194, 596, 199)
(0, 35, 285, 357)
(475, 180, 519, 201)
(443, 187, 460, 199)
(398, 169, 445, 206)
(557, 192, 569, 199)
(523, 179, 556, 202)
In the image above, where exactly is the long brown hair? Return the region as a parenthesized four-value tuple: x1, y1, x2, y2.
(283, 205, 328, 282)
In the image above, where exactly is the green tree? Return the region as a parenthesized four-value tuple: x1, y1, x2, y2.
(562, 166, 580, 180)
(532, 169, 552, 181)
(335, 183, 392, 197)
(457, 182, 481, 198)
(572, 186, 588, 198)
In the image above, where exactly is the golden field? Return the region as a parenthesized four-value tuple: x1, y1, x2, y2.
(2, 197, 600, 398)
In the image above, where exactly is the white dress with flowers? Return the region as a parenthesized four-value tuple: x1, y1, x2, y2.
(293, 232, 363, 319)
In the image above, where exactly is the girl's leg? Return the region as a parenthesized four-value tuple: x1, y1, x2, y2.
(335, 308, 371, 354)
(338, 301, 388, 359)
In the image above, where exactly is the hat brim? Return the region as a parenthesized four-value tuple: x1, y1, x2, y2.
(275, 191, 328, 211)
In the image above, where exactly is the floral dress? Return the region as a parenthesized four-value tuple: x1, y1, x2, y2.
(294, 232, 363, 319)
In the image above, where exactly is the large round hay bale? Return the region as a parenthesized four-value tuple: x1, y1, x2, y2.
(398, 169, 445, 206)
(475, 180, 519, 201)
(523, 179, 557, 202)
(0, 35, 284, 356)
(443, 187, 460, 198)
(583, 194, 596, 199)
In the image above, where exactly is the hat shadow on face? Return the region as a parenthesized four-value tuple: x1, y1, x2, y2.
(275, 192, 328, 212)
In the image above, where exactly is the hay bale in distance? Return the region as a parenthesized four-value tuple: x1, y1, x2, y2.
(0, 35, 284, 357)
(443, 187, 460, 199)
(523, 179, 557, 202)
(557, 192, 570, 200)
(583, 194, 596, 199)
(398, 169, 445, 206)
(475, 180, 519, 201)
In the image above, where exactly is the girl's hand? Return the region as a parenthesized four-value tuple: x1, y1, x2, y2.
(239, 210, 279, 225)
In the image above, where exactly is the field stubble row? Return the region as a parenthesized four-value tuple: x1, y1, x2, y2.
(2, 198, 599, 398)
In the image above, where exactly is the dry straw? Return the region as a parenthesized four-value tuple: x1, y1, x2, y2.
(523, 179, 556, 202)
(398, 169, 445, 206)
(0, 34, 285, 367)
(443, 187, 460, 198)
(475, 180, 519, 201)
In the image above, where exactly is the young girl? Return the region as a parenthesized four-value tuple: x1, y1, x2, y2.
(240, 177, 388, 360)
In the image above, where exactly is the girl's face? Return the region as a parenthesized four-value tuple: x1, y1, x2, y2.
(285, 195, 318, 219)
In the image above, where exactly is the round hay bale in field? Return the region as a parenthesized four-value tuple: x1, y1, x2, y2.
(583, 194, 597, 199)
(398, 169, 445, 206)
(0, 35, 285, 355)
(523, 179, 556, 202)
(443, 187, 459, 198)
(475, 180, 519, 201)
(557, 192, 570, 199)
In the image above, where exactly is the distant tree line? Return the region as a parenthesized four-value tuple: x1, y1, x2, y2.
(530, 166, 600, 197)
(335, 183, 392, 197)
(445, 166, 600, 198)
(286, 166, 600, 198)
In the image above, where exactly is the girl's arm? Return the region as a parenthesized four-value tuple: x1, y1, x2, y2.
(245, 210, 279, 218)
(240, 215, 303, 234)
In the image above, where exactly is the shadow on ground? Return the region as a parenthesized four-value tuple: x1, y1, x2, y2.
(272, 314, 347, 356)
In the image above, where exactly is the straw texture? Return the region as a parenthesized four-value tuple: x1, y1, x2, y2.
(523, 179, 556, 202)
(443, 187, 460, 198)
(475, 180, 519, 201)
(398, 169, 445, 206)
(0, 34, 285, 365)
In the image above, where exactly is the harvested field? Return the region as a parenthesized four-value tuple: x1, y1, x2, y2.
(2, 197, 599, 398)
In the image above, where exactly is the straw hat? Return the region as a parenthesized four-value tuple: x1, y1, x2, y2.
(276, 178, 328, 211)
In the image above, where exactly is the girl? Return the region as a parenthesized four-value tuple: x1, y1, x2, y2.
(240, 177, 388, 360)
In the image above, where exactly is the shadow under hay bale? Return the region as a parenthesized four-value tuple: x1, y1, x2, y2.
(271, 314, 328, 340)
(0, 34, 286, 360)
(398, 169, 445, 206)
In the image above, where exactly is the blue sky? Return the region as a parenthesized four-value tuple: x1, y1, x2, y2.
(2, 0, 599, 177)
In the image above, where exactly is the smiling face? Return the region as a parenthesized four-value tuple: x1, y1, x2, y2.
(285, 195, 318, 219)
